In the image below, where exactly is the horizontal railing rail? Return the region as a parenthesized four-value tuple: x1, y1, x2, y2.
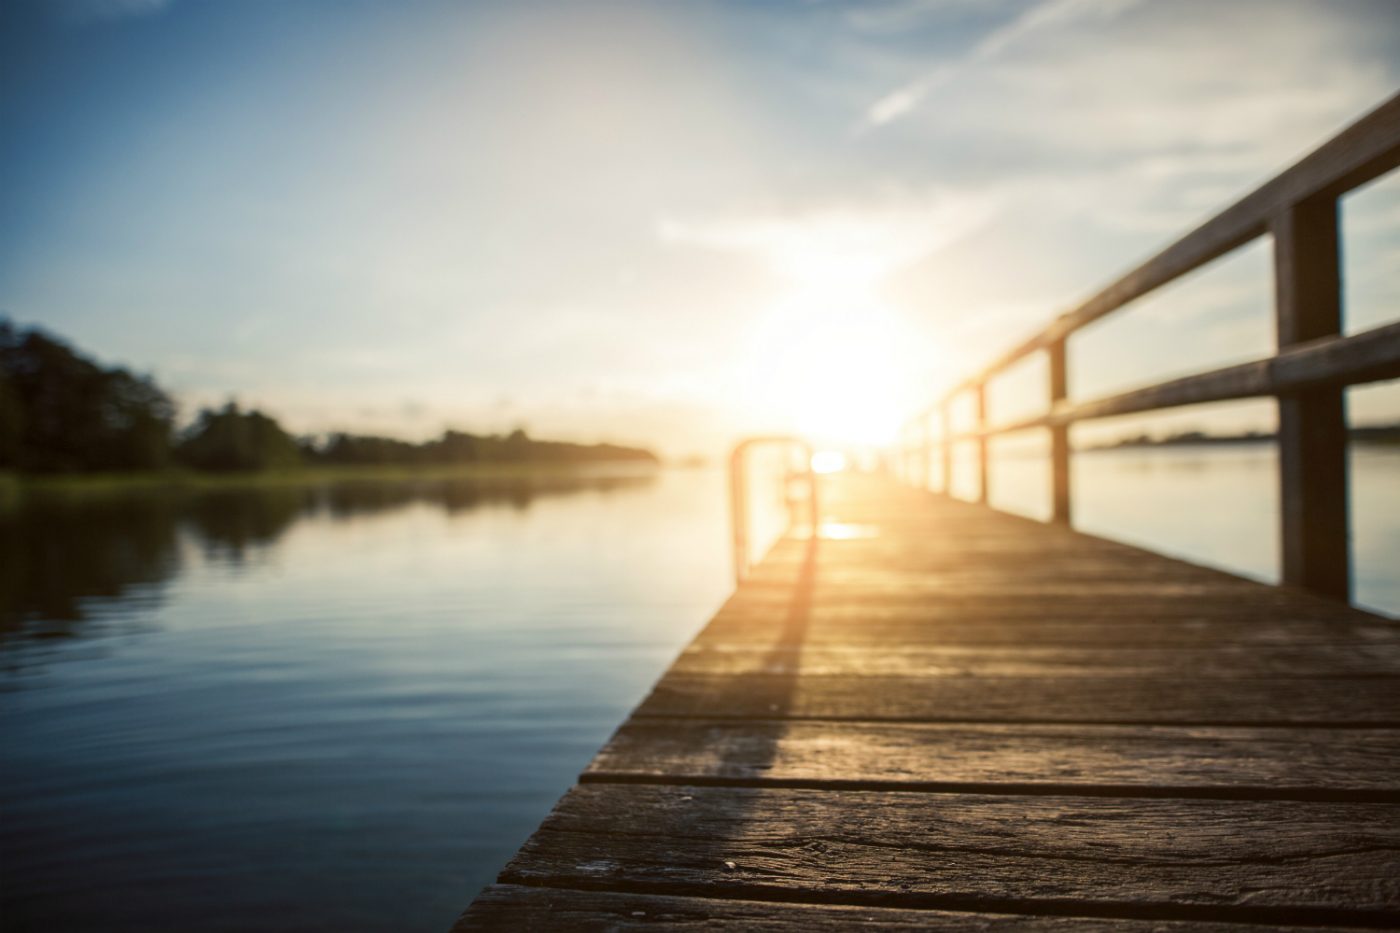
(901, 90, 1400, 602)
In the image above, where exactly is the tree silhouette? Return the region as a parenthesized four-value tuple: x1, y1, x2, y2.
(0, 319, 174, 472)
(0, 318, 659, 474)
(175, 403, 302, 472)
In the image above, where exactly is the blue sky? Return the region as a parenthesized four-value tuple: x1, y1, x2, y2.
(2, 0, 1398, 455)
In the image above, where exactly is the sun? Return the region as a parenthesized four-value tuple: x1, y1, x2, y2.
(743, 250, 924, 448)
(728, 209, 952, 449)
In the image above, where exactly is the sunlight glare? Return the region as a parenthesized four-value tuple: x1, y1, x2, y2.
(744, 244, 931, 447)
(818, 522, 880, 540)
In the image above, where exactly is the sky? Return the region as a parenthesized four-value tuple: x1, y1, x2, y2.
(2, 0, 1398, 457)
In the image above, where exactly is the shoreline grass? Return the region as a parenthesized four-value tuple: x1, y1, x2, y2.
(0, 461, 663, 502)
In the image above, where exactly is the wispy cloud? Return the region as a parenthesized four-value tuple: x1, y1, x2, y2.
(863, 0, 1144, 128)
(657, 188, 1000, 288)
(6, 0, 1397, 451)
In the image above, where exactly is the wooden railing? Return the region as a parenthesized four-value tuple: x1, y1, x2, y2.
(728, 436, 818, 584)
(900, 91, 1400, 601)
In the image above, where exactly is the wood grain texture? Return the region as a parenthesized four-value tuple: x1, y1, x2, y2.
(500, 784, 1400, 923)
(670, 643, 1400, 677)
(459, 99, 1400, 933)
(635, 673, 1400, 725)
(455, 885, 1365, 932)
(458, 473, 1400, 929)
(698, 616, 1400, 649)
(585, 720, 1400, 798)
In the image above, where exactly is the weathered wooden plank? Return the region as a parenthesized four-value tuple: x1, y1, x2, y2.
(739, 577, 1277, 598)
(749, 576, 1271, 592)
(636, 673, 1400, 724)
(460, 471, 1400, 926)
(808, 547, 1138, 566)
(749, 527, 1197, 555)
(584, 720, 1400, 798)
(455, 885, 1365, 932)
(695, 615, 1400, 650)
(716, 590, 1372, 621)
(747, 551, 1242, 572)
(721, 581, 1370, 607)
(747, 559, 1246, 580)
(671, 643, 1400, 677)
(499, 784, 1400, 923)
(728, 565, 1356, 599)
(743, 540, 1254, 571)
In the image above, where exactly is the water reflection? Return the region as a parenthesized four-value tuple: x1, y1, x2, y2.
(979, 442, 1400, 617)
(1, 466, 735, 933)
(0, 471, 655, 651)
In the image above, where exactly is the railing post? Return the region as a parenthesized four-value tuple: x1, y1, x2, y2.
(974, 383, 989, 504)
(1272, 196, 1349, 599)
(728, 437, 819, 584)
(941, 402, 954, 496)
(1048, 339, 1072, 524)
(728, 445, 749, 583)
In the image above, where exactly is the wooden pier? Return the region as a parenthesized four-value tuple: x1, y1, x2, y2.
(455, 94, 1400, 929)
(457, 473, 1400, 929)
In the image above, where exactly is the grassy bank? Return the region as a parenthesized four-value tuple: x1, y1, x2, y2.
(1, 461, 661, 502)
(0, 471, 19, 510)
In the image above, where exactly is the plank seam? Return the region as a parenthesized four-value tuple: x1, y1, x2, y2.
(627, 713, 1400, 728)
(575, 772, 1400, 803)
(492, 873, 1400, 929)
(463, 883, 1390, 930)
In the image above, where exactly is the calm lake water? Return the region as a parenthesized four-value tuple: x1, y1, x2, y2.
(2, 451, 1397, 932)
(982, 443, 1400, 617)
(1, 469, 735, 933)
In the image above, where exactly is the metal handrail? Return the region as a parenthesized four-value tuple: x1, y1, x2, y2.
(901, 90, 1400, 600)
(728, 437, 819, 584)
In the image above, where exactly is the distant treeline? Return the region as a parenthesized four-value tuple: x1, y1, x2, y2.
(1100, 426, 1400, 449)
(302, 429, 657, 468)
(0, 319, 657, 473)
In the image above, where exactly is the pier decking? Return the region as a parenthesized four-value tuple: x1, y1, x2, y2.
(454, 93, 1400, 929)
(456, 472, 1400, 930)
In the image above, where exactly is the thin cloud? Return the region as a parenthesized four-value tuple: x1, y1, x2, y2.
(863, 0, 1145, 128)
(658, 189, 1001, 287)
